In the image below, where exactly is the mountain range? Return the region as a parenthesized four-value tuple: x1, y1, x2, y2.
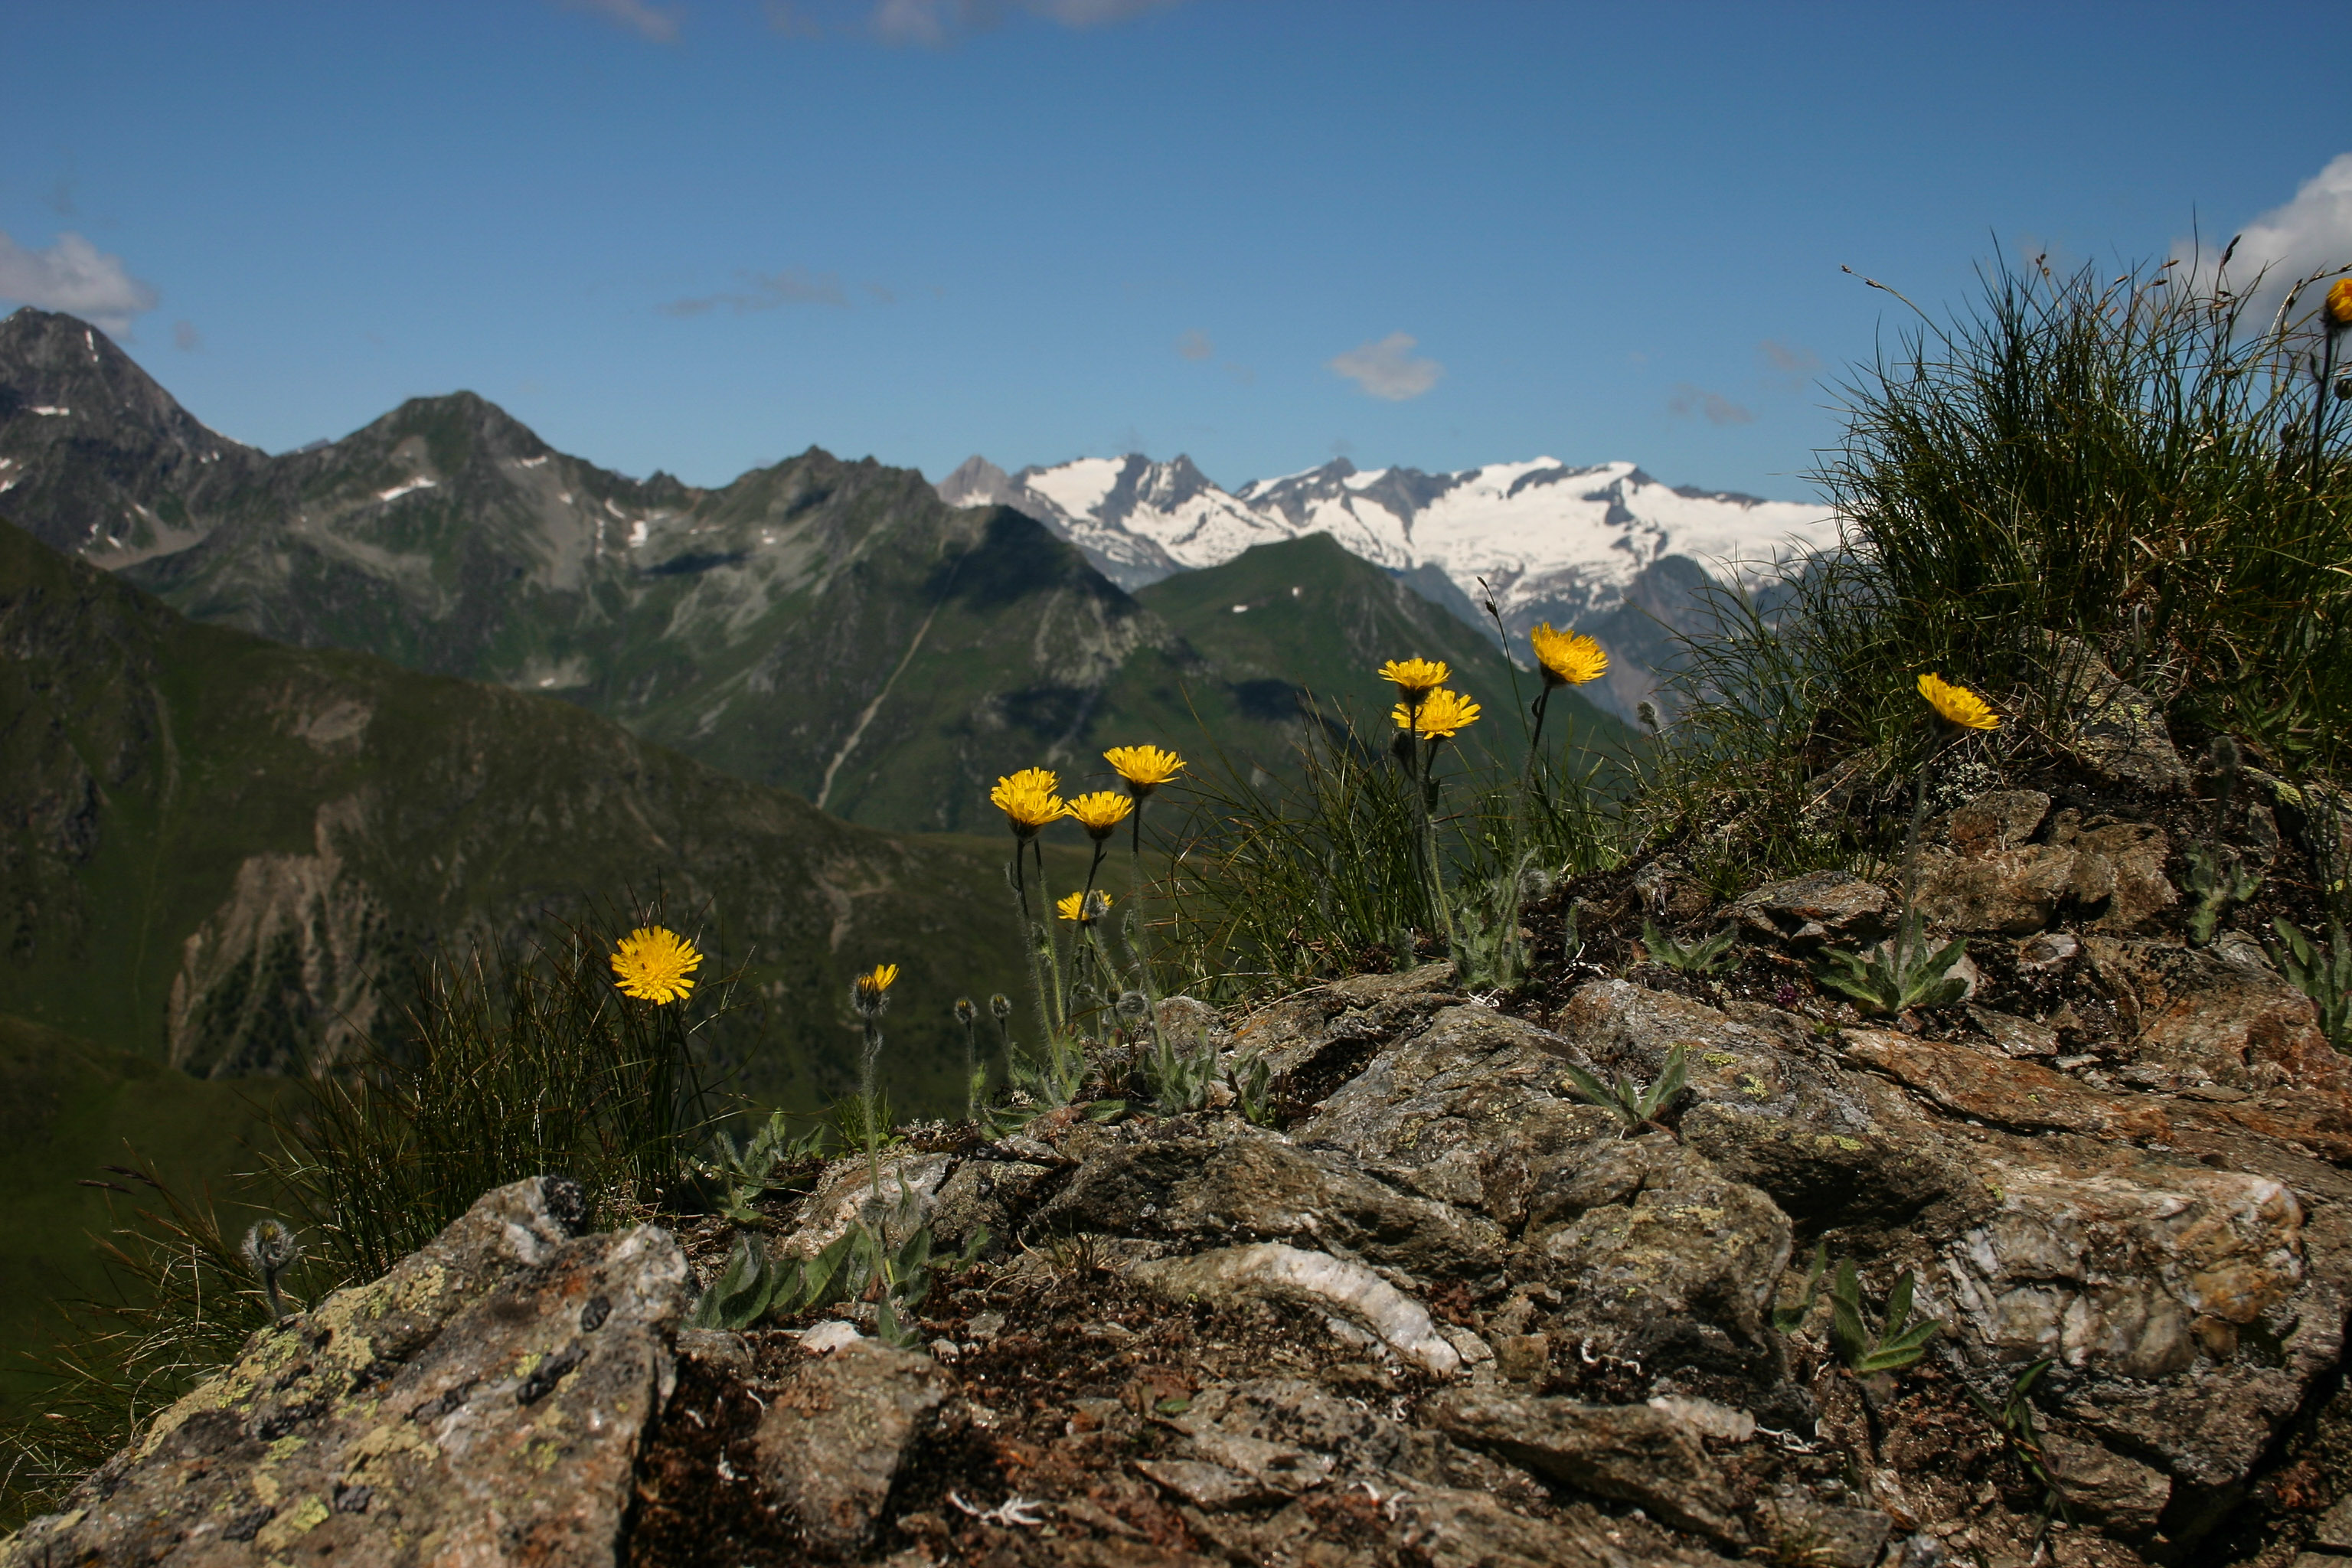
(937, 452, 1834, 720)
(0, 309, 1606, 835)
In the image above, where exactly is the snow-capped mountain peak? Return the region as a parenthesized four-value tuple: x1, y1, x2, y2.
(938, 450, 1836, 637)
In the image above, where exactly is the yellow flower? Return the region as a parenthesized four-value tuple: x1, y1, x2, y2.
(1103, 744, 1186, 795)
(1529, 623, 1607, 688)
(1067, 790, 1135, 840)
(1392, 686, 1482, 739)
(610, 926, 702, 1005)
(1377, 658, 1452, 697)
(853, 962, 899, 1002)
(1917, 672, 2000, 730)
(989, 767, 1068, 837)
(1057, 890, 1111, 922)
(2330, 277, 2352, 327)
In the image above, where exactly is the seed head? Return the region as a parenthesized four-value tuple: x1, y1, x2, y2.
(953, 996, 978, 1025)
(989, 992, 1014, 1020)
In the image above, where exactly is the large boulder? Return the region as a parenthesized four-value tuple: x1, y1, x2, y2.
(1, 1178, 686, 1568)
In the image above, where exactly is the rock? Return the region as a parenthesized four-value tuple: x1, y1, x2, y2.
(1521, 1138, 1792, 1378)
(751, 1339, 947, 1555)
(1291, 1002, 1619, 1223)
(1494, 1333, 1550, 1381)
(769, 1150, 956, 1264)
(1421, 1389, 1746, 1544)
(2085, 936, 2347, 1095)
(1731, 871, 1894, 947)
(1127, 1243, 1462, 1374)
(1912, 842, 2099, 935)
(2064, 819, 2178, 930)
(799, 1320, 866, 1354)
(1749, 1496, 1892, 1568)
(1945, 790, 2052, 852)
(1389, 1484, 1740, 1568)
(1970, 1006, 2059, 1057)
(0, 1177, 684, 1568)
(927, 1156, 1052, 1256)
(1034, 1119, 1503, 1278)
(2040, 638, 2193, 795)
(2040, 1429, 2171, 1540)
(2314, 1491, 2352, 1550)
(1562, 981, 1971, 1230)
(1226, 961, 1462, 1094)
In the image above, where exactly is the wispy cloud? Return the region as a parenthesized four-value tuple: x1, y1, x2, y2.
(1667, 383, 1754, 426)
(2178, 152, 2352, 326)
(1757, 338, 1820, 377)
(173, 319, 201, 351)
(0, 230, 158, 335)
(1176, 328, 1213, 361)
(776, 0, 1183, 45)
(658, 266, 851, 315)
(1328, 332, 1443, 401)
(554, 0, 682, 41)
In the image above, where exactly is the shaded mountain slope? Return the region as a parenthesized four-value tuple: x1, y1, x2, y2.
(0, 515, 1047, 1106)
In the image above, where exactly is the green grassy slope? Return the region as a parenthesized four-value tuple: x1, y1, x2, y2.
(1132, 533, 1629, 763)
(0, 1014, 292, 1424)
(0, 515, 1061, 1109)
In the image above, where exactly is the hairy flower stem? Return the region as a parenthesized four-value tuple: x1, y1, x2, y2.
(858, 1016, 884, 1195)
(1028, 838, 1067, 1036)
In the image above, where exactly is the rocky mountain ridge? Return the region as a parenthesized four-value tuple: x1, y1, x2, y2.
(0, 309, 1606, 832)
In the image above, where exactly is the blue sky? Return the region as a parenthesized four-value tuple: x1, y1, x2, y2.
(5, 0, 2349, 501)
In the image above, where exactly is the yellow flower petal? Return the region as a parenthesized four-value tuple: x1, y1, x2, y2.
(989, 767, 1070, 835)
(1067, 790, 1135, 839)
(1917, 672, 2000, 730)
(1377, 658, 1451, 697)
(1529, 623, 1607, 687)
(611, 926, 703, 1006)
(2330, 276, 2352, 326)
(1103, 744, 1185, 792)
(1391, 687, 1482, 739)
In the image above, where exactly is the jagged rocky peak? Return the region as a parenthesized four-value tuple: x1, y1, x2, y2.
(0, 308, 266, 564)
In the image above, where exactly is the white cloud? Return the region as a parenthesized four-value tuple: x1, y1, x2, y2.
(0, 230, 158, 335)
(2179, 152, 2352, 327)
(1667, 383, 1754, 426)
(554, 0, 681, 43)
(1328, 332, 1443, 401)
(658, 267, 851, 315)
(1176, 328, 1213, 361)
(867, 0, 1181, 45)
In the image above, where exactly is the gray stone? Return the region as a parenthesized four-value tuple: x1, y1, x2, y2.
(2037, 635, 2192, 795)
(2039, 1429, 2171, 1540)
(751, 1339, 947, 1555)
(675, 1327, 752, 1377)
(1911, 841, 2100, 935)
(2313, 1490, 2352, 1550)
(0, 1177, 684, 1568)
(1749, 1497, 1891, 1568)
(1559, 980, 1970, 1230)
(1291, 1003, 1619, 1224)
(928, 1157, 1052, 1256)
(1134, 1458, 1278, 1511)
(1388, 1485, 1741, 1568)
(1731, 871, 1894, 947)
(1421, 1390, 1745, 1544)
(1035, 1119, 1502, 1277)
(1944, 790, 2052, 852)
(1969, 1007, 2059, 1057)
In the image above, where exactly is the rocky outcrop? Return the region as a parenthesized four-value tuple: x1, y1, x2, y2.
(1, 1177, 686, 1567)
(13, 778, 2352, 1566)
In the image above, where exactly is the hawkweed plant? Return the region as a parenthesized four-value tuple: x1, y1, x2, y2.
(850, 962, 899, 1193)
